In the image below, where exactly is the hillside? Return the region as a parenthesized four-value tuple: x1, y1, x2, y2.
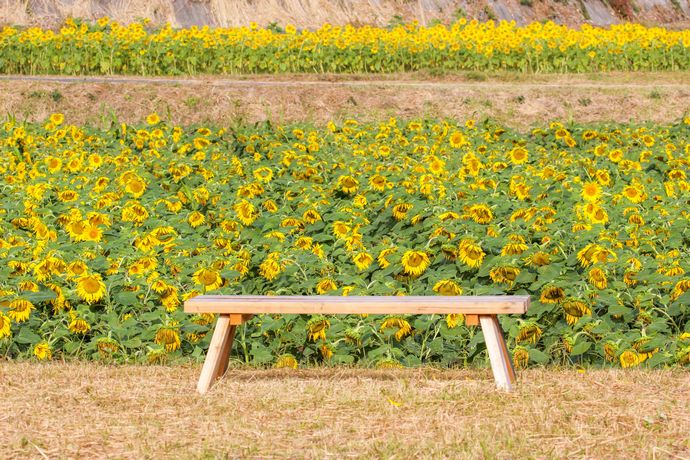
(1, 0, 689, 29)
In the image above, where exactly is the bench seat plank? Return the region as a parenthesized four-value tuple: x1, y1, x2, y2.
(185, 295, 530, 315)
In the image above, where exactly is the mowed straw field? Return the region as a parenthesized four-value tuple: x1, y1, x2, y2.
(2, 364, 690, 459)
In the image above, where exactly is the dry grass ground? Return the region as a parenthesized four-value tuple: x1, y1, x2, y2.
(1, 363, 689, 459)
(1, 72, 688, 129)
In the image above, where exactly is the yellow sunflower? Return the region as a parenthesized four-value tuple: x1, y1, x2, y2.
(34, 342, 52, 360)
(380, 316, 412, 341)
(0, 313, 11, 338)
(275, 354, 298, 369)
(76, 274, 107, 303)
(155, 327, 181, 352)
(8, 299, 34, 323)
(458, 239, 485, 268)
(509, 147, 529, 165)
(193, 268, 223, 291)
(581, 181, 601, 202)
(401, 250, 430, 277)
(433, 279, 463, 296)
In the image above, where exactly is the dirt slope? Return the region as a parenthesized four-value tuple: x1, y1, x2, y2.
(1, 73, 688, 129)
(2, 0, 689, 29)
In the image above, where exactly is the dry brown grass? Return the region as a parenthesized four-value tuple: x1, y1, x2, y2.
(1, 72, 688, 129)
(1, 362, 689, 459)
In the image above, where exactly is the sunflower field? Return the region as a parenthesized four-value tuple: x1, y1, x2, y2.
(0, 114, 689, 369)
(0, 18, 689, 75)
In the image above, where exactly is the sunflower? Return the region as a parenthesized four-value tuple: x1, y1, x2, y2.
(603, 342, 618, 362)
(121, 202, 149, 225)
(49, 113, 65, 126)
(82, 224, 103, 242)
(146, 113, 160, 125)
(380, 316, 412, 341)
(377, 247, 398, 268)
(392, 203, 412, 221)
(275, 354, 298, 369)
(369, 174, 387, 191)
(501, 234, 528, 255)
(253, 167, 274, 183)
(458, 239, 485, 268)
(539, 286, 565, 304)
(516, 322, 542, 344)
(155, 327, 181, 352)
(619, 349, 640, 368)
(466, 204, 493, 224)
(68, 318, 91, 335)
(489, 266, 521, 286)
(316, 278, 337, 294)
(622, 185, 645, 203)
(303, 209, 322, 224)
(233, 200, 258, 226)
(449, 131, 467, 148)
(513, 346, 529, 369)
(0, 313, 11, 338)
(352, 252, 373, 271)
(581, 181, 601, 202)
(96, 337, 120, 358)
(584, 203, 608, 224)
(588, 268, 607, 289)
(530, 251, 551, 267)
(307, 316, 330, 342)
(445, 313, 464, 328)
(34, 342, 52, 360)
(624, 271, 639, 287)
(45, 156, 62, 173)
(562, 300, 592, 325)
(76, 274, 107, 303)
(401, 250, 430, 277)
(337, 175, 359, 194)
(8, 299, 34, 323)
(671, 279, 690, 301)
(319, 344, 334, 360)
(193, 268, 223, 291)
(294, 236, 313, 250)
(259, 254, 283, 281)
(433, 279, 463, 296)
(332, 221, 350, 239)
(509, 147, 529, 165)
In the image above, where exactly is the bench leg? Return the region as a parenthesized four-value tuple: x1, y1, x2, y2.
(480, 315, 516, 391)
(197, 314, 237, 395)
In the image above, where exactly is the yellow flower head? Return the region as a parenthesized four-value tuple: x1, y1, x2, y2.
(275, 354, 298, 369)
(8, 299, 34, 323)
(307, 316, 330, 342)
(401, 250, 430, 277)
(0, 313, 11, 338)
(155, 327, 181, 352)
(458, 239, 485, 268)
(433, 279, 463, 296)
(193, 268, 223, 291)
(380, 316, 412, 341)
(34, 342, 52, 360)
(76, 274, 106, 303)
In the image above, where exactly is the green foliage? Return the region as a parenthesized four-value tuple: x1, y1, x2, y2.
(0, 115, 689, 369)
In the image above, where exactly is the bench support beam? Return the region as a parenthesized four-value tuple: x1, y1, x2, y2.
(479, 315, 516, 391)
(197, 314, 236, 394)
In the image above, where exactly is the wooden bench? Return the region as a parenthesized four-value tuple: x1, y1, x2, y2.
(184, 295, 530, 394)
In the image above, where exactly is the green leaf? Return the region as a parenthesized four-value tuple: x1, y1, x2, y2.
(570, 341, 591, 356)
(528, 348, 550, 364)
(15, 327, 42, 344)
